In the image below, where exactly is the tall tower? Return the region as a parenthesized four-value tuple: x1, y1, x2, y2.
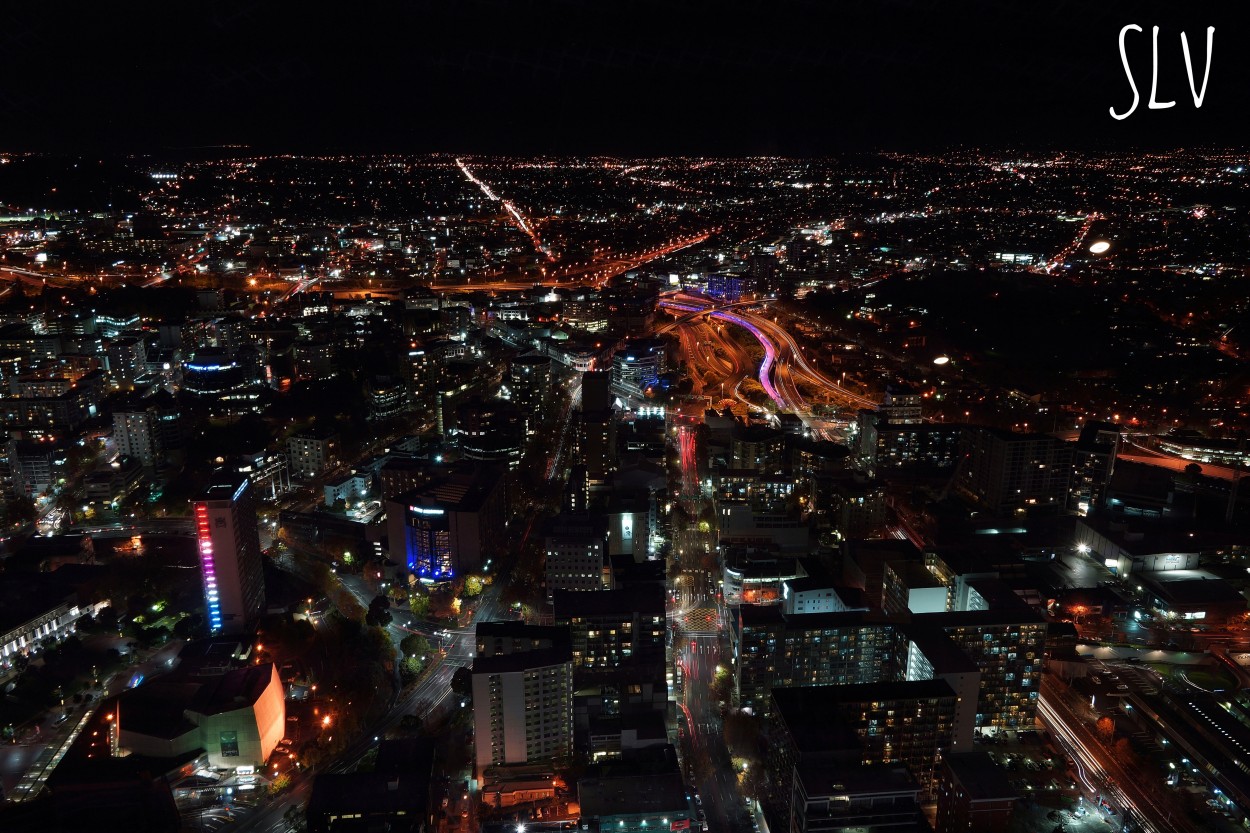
(195, 471, 265, 635)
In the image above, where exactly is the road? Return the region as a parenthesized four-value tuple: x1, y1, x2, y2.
(662, 293, 876, 442)
(1039, 675, 1199, 833)
(670, 419, 752, 833)
(234, 581, 505, 833)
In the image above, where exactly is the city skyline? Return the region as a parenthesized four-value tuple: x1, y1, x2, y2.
(4, 6, 1250, 833)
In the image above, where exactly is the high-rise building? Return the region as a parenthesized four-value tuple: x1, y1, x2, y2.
(574, 409, 617, 483)
(913, 598, 1047, 732)
(581, 371, 612, 412)
(552, 586, 666, 676)
(543, 512, 609, 600)
(287, 427, 340, 481)
(456, 397, 524, 470)
(472, 623, 574, 771)
(107, 336, 147, 390)
(954, 427, 1073, 516)
(730, 424, 787, 474)
(1069, 420, 1120, 515)
(386, 462, 506, 581)
(735, 606, 908, 716)
(405, 339, 435, 415)
(194, 471, 265, 635)
(113, 409, 161, 468)
(880, 384, 923, 424)
(610, 338, 666, 399)
(366, 376, 406, 422)
(509, 354, 552, 437)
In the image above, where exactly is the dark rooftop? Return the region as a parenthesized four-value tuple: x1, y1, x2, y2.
(943, 749, 1019, 802)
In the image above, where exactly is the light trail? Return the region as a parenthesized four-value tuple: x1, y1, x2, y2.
(456, 158, 554, 261)
(1041, 211, 1104, 273)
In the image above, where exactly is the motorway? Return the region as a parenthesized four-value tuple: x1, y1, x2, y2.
(661, 293, 877, 439)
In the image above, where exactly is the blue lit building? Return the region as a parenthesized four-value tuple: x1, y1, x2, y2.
(384, 463, 506, 582)
(706, 272, 752, 303)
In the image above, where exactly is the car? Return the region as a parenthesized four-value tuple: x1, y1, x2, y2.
(53, 714, 69, 727)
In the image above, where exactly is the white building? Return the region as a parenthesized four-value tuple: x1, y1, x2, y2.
(472, 624, 573, 771)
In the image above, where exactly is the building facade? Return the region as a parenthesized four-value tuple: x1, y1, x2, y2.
(195, 472, 266, 635)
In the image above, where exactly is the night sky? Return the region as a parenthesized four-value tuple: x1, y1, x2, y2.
(1, 1, 1247, 155)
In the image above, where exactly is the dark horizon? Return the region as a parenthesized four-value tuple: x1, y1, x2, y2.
(2, 1, 1247, 157)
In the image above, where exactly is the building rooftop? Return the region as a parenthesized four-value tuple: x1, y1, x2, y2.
(578, 771, 690, 818)
(189, 663, 279, 716)
(472, 645, 572, 675)
(797, 762, 920, 799)
(943, 749, 1018, 802)
(552, 585, 665, 620)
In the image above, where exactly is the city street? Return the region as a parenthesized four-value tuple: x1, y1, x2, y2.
(231, 578, 504, 833)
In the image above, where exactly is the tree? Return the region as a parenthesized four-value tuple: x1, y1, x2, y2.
(400, 633, 431, 659)
(464, 575, 484, 598)
(451, 666, 473, 700)
(1096, 716, 1115, 743)
(268, 774, 292, 796)
(5, 495, 37, 526)
(365, 595, 392, 627)
(1113, 737, 1140, 769)
(409, 594, 430, 619)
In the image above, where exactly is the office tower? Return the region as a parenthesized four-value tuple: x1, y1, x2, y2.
(581, 371, 612, 412)
(456, 397, 524, 470)
(610, 338, 666, 398)
(366, 376, 406, 421)
(574, 409, 617, 483)
(195, 471, 265, 635)
(385, 462, 506, 580)
(472, 623, 574, 770)
(565, 464, 590, 513)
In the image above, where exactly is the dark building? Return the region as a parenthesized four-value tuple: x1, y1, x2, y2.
(935, 750, 1018, 833)
(306, 739, 436, 833)
(456, 397, 524, 470)
(1068, 420, 1121, 515)
(508, 353, 553, 437)
(772, 681, 956, 796)
(954, 427, 1073, 517)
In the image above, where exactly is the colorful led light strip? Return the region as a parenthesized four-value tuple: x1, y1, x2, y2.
(195, 504, 223, 632)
